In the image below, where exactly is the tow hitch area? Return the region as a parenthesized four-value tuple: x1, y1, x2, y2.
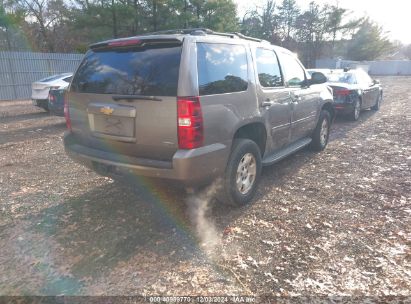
(92, 161, 121, 176)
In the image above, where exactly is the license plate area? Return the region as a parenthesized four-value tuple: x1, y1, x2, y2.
(87, 103, 136, 142)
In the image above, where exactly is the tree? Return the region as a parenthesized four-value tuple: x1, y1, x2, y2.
(0, 3, 28, 51)
(240, 0, 279, 42)
(346, 18, 393, 60)
(276, 0, 299, 46)
(324, 4, 362, 50)
(0, 5, 12, 49)
(295, 1, 327, 67)
(5, 0, 70, 52)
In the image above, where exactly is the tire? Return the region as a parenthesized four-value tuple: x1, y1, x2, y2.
(348, 97, 361, 121)
(310, 110, 331, 152)
(371, 92, 382, 111)
(218, 139, 262, 207)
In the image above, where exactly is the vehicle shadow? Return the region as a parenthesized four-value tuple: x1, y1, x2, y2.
(1, 109, 379, 294)
(1, 140, 334, 294)
(214, 110, 380, 227)
(329, 109, 377, 143)
(0, 178, 207, 293)
(0, 121, 66, 145)
(0, 111, 49, 124)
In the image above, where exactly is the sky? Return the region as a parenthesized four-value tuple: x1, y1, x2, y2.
(235, 0, 411, 44)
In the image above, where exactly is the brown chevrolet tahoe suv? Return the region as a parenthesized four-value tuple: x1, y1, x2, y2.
(63, 28, 334, 206)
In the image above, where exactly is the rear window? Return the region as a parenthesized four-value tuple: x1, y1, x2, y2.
(197, 43, 248, 96)
(327, 72, 357, 84)
(71, 45, 182, 96)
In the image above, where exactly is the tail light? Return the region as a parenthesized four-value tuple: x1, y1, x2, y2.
(108, 38, 141, 47)
(48, 93, 55, 103)
(177, 96, 204, 149)
(334, 88, 350, 96)
(64, 92, 72, 132)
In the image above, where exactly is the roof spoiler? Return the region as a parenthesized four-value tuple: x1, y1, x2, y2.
(89, 37, 182, 50)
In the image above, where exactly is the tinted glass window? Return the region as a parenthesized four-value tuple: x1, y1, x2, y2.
(197, 43, 248, 95)
(327, 72, 357, 84)
(256, 48, 283, 87)
(278, 52, 306, 87)
(71, 45, 181, 96)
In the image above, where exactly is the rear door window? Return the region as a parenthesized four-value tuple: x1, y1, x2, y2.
(71, 45, 182, 96)
(197, 43, 248, 96)
(256, 48, 283, 87)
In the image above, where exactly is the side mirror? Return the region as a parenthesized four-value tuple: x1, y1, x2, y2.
(373, 79, 380, 85)
(310, 72, 327, 85)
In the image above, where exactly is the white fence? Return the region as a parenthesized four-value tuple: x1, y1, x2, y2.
(316, 59, 411, 75)
(0, 51, 84, 101)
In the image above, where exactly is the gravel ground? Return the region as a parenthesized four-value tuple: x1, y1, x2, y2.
(0, 77, 410, 301)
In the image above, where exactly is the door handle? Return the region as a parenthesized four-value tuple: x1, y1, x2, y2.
(290, 93, 301, 103)
(261, 99, 274, 107)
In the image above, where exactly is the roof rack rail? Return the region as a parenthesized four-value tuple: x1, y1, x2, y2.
(143, 28, 268, 42)
(230, 32, 262, 42)
(145, 28, 235, 38)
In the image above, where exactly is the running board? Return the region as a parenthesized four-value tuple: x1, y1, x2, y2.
(262, 138, 312, 166)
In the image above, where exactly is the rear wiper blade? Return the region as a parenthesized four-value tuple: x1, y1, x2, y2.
(112, 95, 162, 101)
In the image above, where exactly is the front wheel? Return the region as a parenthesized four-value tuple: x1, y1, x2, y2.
(310, 110, 331, 151)
(218, 139, 262, 207)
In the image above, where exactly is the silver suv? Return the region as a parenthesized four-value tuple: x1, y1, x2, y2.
(63, 29, 334, 206)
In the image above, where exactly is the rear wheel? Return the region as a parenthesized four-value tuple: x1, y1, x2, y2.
(371, 92, 382, 111)
(218, 139, 262, 207)
(310, 110, 331, 151)
(348, 98, 361, 121)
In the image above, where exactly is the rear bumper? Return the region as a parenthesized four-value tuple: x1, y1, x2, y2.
(32, 99, 49, 110)
(333, 102, 354, 115)
(48, 101, 64, 116)
(63, 132, 230, 186)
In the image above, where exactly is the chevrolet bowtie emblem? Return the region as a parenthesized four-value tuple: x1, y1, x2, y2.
(100, 106, 114, 115)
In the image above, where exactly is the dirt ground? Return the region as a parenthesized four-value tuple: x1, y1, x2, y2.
(0, 77, 410, 301)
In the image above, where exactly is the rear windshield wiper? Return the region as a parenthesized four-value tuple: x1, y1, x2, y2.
(112, 95, 162, 102)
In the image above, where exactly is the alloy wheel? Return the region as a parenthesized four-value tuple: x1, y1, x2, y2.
(236, 153, 257, 195)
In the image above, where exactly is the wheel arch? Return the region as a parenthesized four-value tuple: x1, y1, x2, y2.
(232, 122, 267, 156)
(321, 101, 335, 122)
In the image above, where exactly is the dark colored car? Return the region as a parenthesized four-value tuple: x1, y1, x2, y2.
(309, 69, 383, 121)
(48, 89, 66, 116)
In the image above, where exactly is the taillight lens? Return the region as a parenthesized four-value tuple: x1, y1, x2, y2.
(334, 88, 350, 96)
(177, 96, 203, 149)
(64, 92, 72, 131)
(48, 93, 55, 103)
(108, 38, 141, 47)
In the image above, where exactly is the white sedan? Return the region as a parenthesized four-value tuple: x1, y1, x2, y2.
(31, 73, 72, 111)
